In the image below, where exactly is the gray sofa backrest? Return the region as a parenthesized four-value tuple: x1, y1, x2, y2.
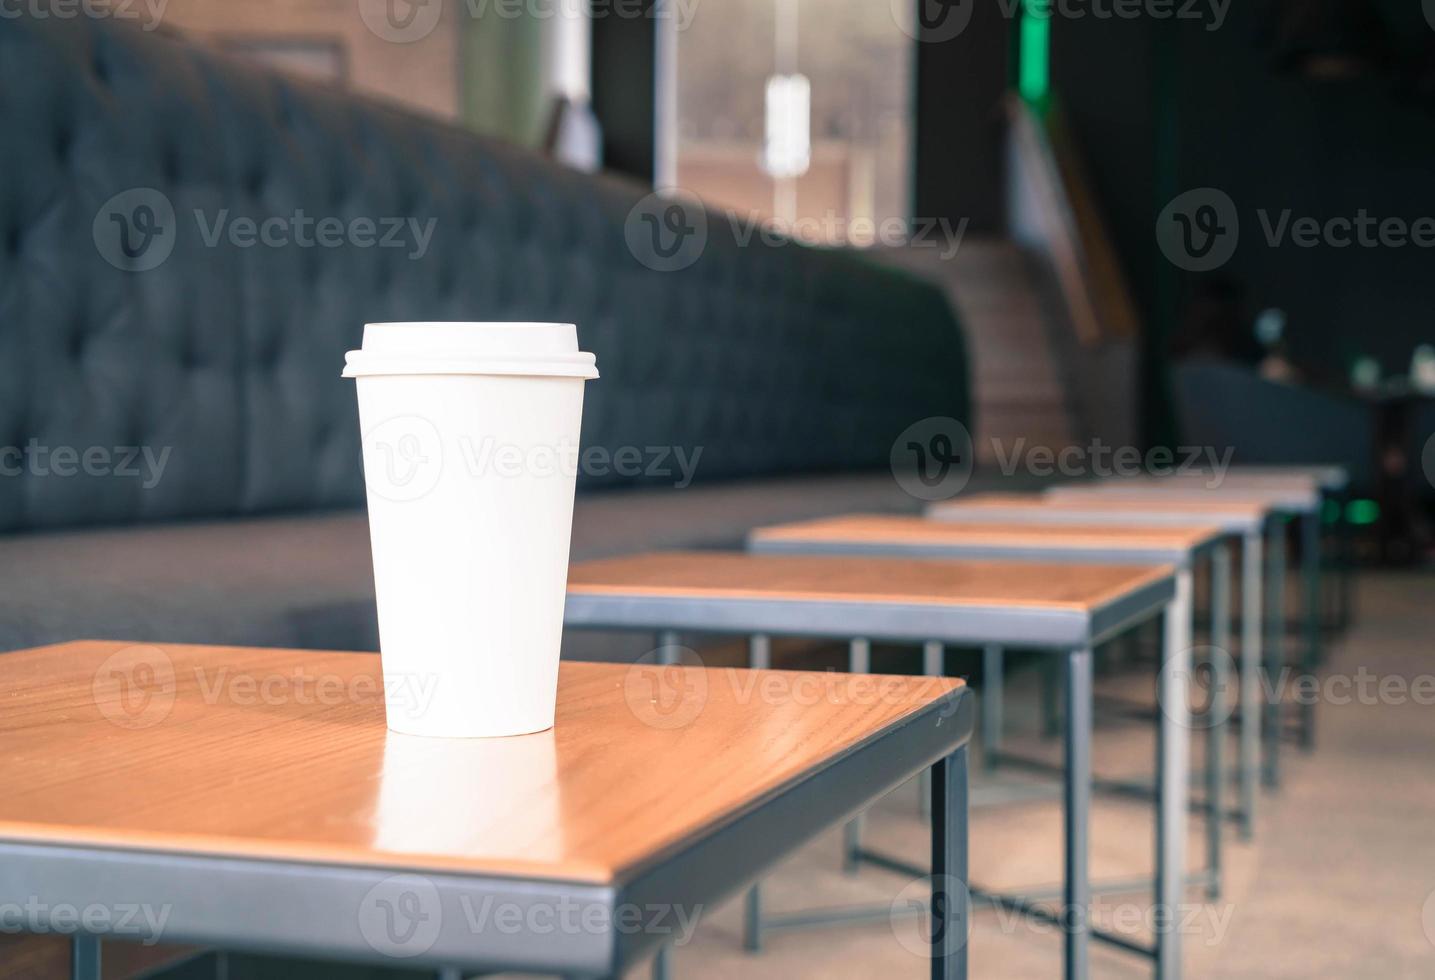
(1173, 357, 1374, 491)
(0, 14, 968, 533)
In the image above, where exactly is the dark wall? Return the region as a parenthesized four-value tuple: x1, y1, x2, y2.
(914, 0, 1012, 233)
(1049, 14, 1167, 441)
(1051, 16, 1161, 321)
(1053, 1, 1435, 395)
(1173, 0, 1435, 381)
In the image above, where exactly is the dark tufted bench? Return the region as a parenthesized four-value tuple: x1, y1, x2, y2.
(0, 14, 968, 655)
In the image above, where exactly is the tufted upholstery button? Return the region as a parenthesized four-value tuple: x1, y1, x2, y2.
(179, 331, 201, 370)
(162, 145, 180, 183)
(255, 332, 281, 368)
(53, 127, 72, 164)
(244, 166, 265, 196)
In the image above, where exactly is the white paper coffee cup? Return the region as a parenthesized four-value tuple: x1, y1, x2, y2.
(342, 322, 598, 738)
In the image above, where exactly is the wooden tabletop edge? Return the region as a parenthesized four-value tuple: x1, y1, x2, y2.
(605, 684, 974, 887)
(0, 823, 620, 886)
(564, 582, 1098, 611)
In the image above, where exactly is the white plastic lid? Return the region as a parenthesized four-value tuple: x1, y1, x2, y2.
(341, 321, 599, 379)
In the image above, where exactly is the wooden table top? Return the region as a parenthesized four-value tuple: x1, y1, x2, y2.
(568, 551, 1174, 612)
(931, 492, 1270, 521)
(1046, 482, 1316, 510)
(1223, 464, 1347, 489)
(1100, 473, 1320, 489)
(0, 641, 963, 886)
(750, 514, 1224, 553)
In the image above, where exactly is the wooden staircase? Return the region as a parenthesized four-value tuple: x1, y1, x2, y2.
(876, 96, 1140, 468)
(877, 240, 1079, 466)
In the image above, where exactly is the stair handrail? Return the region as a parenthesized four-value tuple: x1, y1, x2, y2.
(1004, 94, 1140, 347)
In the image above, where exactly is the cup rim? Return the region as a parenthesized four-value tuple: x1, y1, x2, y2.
(344, 321, 598, 379)
(341, 350, 598, 380)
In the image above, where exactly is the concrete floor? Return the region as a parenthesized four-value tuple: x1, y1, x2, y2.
(629, 572, 1435, 978)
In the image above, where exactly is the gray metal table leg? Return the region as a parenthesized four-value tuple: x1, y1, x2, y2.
(1264, 519, 1286, 789)
(743, 633, 771, 952)
(747, 633, 771, 670)
(657, 631, 684, 971)
(658, 631, 681, 665)
(924, 641, 945, 679)
(1064, 647, 1093, 980)
(931, 745, 970, 980)
(920, 641, 944, 820)
(71, 936, 100, 980)
(849, 635, 871, 674)
(1301, 510, 1321, 749)
(982, 644, 1003, 772)
(1337, 489, 1355, 628)
(1157, 570, 1193, 980)
(1319, 491, 1338, 635)
(1042, 657, 1061, 739)
(1206, 545, 1231, 899)
(1240, 530, 1263, 839)
(743, 884, 762, 953)
(844, 638, 871, 873)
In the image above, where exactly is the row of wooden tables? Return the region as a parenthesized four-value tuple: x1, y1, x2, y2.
(563, 465, 1340, 980)
(0, 467, 1342, 980)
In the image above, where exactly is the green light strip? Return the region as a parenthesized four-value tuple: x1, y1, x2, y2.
(1019, 0, 1051, 104)
(1347, 499, 1381, 526)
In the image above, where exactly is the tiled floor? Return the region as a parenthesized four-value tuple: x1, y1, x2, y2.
(641, 572, 1435, 978)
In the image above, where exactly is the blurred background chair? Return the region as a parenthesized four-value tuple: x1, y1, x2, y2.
(1173, 356, 1375, 494)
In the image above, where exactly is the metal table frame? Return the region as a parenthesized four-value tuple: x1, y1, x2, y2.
(748, 528, 1233, 898)
(13, 683, 974, 980)
(1216, 466, 1353, 634)
(1042, 482, 1322, 776)
(565, 569, 1186, 980)
(928, 501, 1270, 836)
(1130, 466, 1352, 634)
